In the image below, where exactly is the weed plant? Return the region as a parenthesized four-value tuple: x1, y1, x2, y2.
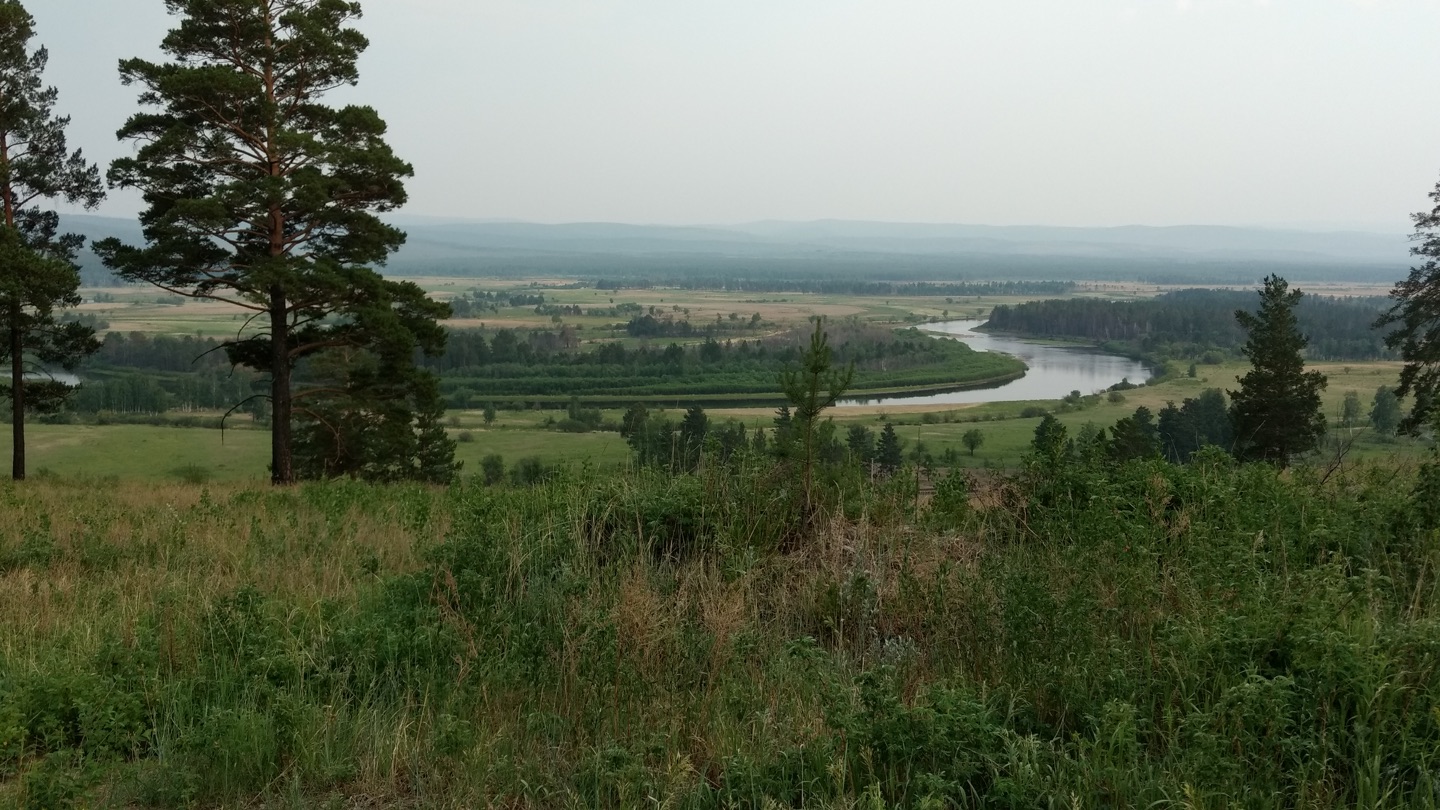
(0, 449, 1436, 807)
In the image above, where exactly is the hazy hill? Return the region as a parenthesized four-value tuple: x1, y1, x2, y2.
(59, 214, 1409, 285)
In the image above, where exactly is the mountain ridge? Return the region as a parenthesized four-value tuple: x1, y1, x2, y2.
(56, 214, 1410, 285)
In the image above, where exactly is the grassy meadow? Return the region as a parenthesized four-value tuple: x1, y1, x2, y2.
(1, 448, 1438, 807)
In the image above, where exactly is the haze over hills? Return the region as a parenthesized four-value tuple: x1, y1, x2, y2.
(60, 213, 1411, 286)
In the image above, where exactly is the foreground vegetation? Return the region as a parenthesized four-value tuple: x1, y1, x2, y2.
(1, 444, 1437, 807)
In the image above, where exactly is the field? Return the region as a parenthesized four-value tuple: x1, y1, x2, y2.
(1, 419, 631, 483)
(7, 276, 1409, 482)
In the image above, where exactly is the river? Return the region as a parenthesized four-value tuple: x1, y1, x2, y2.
(839, 320, 1153, 407)
(23, 372, 83, 386)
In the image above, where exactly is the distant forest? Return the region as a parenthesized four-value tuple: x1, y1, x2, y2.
(58, 324, 1023, 414)
(594, 279, 1076, 297)
(427, 323, 1022, 402)
(378, 253, 1402, 287)
(986, 289, 1396, 361)
(75, 252, 1402, 290)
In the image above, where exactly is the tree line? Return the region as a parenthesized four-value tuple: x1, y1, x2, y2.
(987, 289, 1396, 361)
(596, 277, 1077, 297)
(427, 325, 1022, 401)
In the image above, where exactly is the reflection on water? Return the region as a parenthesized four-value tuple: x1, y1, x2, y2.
(24, 372, 82, 386)
(840, 320, 1152, 407)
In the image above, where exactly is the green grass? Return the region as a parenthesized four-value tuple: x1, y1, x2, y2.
(1, 423, 271, 481)
(0, 421, 631, 482)
(6, 358, 1415, 480)
(451, 425, 630, 469)
(1, 451, 1437, 807)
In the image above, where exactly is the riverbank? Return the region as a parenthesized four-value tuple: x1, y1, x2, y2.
(453, 367, 1031, 411)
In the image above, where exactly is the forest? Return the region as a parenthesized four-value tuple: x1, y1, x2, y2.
(594, 278, 1078, 297)
(29, 323, 1025, 417)
(987, 289, 1396, 361)
(422, 323, 1023, 402)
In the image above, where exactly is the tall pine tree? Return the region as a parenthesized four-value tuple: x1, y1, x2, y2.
(95, 0, 450, 484)
(0, 0, 104, 481)
(1378, 172, 1440, 432)
(1229, 275, 1327, 466)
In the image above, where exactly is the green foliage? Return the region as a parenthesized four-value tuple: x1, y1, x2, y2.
(678, 405, 709, 470)
(508, 455, 554, 486)
(1157, 387, 1233, 463)
(620, 404, 676, 469)
(780, 319, 855, 519)
(1371, 385, 1402, 436)
(1379, 171, 1440, 431)
(926, 467, 970, 529)
(846, 423, 875, 463)
(479, 453, 504, 486)
(875, 422, 904, 474)
(1341, 389, 1363, 428)
(961, 427, 984, 456)
(1029, 413, 1068, 465)
(991, 287, 1395, 361)
(0, 0, 104, 480)
(292, 350, 459, 484)
(95, 0, 445, 484)
(1107, 405, 1160, 461)
(4, 438, 1440, 806)
(428, 323, 1021, 402)
(1229, 275, 1328, 466)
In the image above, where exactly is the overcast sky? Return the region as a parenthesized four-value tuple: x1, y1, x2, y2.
(27, 0, 1440, 230)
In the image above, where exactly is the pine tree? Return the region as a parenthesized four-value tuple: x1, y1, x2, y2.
(0, 0, 104, 480)
(1229, 275, 1327, 466)
(1109, 406, 1161, 461)
(95, 0, 448, 484)
(845, 423, 875, 463)
(1030, 414, 1069, 465)
(875, 422, 904, 474)
(679, 405, 708, 471)
(1377, 173, 1440, 431)
(771, 405, 794, 458)
(779, 318, 854, 507)
(290, 347, 458, 483)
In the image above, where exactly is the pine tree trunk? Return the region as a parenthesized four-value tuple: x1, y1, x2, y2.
(270, 287, 293, 485)
(10, 312, 24, 481)
(3, 133, 19, 481)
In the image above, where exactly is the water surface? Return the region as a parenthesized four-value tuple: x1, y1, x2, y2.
(840, 320, 1152, 407)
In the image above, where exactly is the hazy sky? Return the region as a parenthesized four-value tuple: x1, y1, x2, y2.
(28, 0, 1440, 230)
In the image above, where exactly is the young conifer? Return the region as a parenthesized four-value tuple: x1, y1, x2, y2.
(1229, 275, 1327, 466)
